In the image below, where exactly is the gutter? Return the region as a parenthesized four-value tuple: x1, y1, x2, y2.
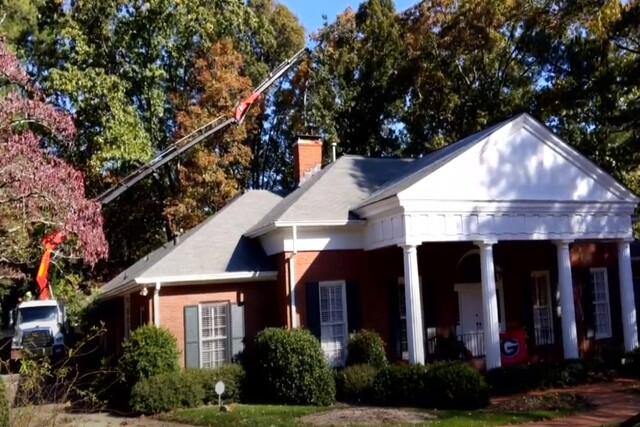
(289, 225, 298, 328)
(99, 271, 278, 300)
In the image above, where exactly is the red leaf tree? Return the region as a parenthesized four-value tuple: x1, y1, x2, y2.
(0, 39, 107, 279)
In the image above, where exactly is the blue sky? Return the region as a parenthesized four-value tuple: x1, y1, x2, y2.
(280, 0, 417, 35)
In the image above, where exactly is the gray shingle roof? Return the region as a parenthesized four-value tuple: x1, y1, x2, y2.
(246, 155, 417, 234)
(101, 190, 282, 296)
(248, 115, 520, 236)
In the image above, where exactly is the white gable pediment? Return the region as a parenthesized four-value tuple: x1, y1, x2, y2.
(399, 116, 638, 205)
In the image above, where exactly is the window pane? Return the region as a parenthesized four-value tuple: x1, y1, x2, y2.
(319, 284, 346, 367)
(200, 304, 228, 368)
(591, 269, 611, 338)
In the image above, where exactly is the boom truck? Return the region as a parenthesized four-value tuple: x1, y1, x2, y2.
(8, 47, 309, 361)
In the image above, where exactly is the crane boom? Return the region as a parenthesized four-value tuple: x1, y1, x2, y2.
(35, 46, 310, 300)
(97, 46, 309, 206)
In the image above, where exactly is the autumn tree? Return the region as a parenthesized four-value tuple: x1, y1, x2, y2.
(14, 0, 304, 268)
(0, 39, 107, 283)
(165, 40, 254, 232)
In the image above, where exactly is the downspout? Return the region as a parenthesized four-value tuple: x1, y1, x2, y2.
(289, 225, 298, 328)
(153, 281, 161, 327)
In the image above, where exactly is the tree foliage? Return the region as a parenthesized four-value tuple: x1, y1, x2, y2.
(306, 0, 640, 198)
(10, 0, 304, 269)
(0, 39, 106, 281)
(6, 0, 640, 284)
(165, 39, 254, 232)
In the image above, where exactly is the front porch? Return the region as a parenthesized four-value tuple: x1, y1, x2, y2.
(354, 115, 639, 369)
(367, 239, 638, 370)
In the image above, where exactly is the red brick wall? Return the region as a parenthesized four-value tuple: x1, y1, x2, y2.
(284, 241, 625, 361)
(101, 241, 627, 364)
(159, 281, 280, 367)
(570, 242, 622, 357)
(292, 250, 368, 327)
(293, 139, 323, 184)
(130, 292, 152, 329)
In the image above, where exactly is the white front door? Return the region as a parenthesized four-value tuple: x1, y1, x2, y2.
(460, 286, 484, 333)
(456, 284, 484, 356)
(455, 282, 505, 357)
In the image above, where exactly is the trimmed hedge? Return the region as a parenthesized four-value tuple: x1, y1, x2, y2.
(346, 330, 388, 369)
(245, 328, 335, 406)
(119, 325, 180, 385)
(130, 372, 204, 415)
(424, 361, 490, 409)
(370, 362, 489, 409)
(486, 359, 613, 396)
(0, 375, 9, 427)
(372, 364, 429, 407)
(187, 363, 245, 404)
(335, 364, 377, 404)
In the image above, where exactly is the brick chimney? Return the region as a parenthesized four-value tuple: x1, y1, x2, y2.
(293, 135, 323, 186)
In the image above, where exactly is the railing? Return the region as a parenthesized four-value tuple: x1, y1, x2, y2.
(426, 328, 553, 360)
(425, 331, 485, 358)
(457, 332, 485, 357)
(426, 336, 437, 355)
(534, 327, 554, 346)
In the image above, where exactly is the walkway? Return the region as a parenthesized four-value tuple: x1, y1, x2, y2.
(496, 378, 640, 427)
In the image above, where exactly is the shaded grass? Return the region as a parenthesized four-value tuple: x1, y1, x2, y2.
(161, 404, 576, 427)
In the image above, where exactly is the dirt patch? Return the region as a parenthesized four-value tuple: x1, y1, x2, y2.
(492, 392, 595, 413)
(11, 404, 192, 427)
(300, 407, 436, 425)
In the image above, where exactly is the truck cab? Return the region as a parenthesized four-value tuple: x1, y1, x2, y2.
(10, 300, 67, 361)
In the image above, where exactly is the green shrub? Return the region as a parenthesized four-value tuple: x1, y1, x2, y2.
(372, 363, 429, 407)
(485, 363, 535, 395)
(424, 361, 490, 409)
(486, 359, 611, 396)
(0, 376, 9, 427)
(186, 363, 245, 404)
(130, 372, 204, 415)
(597, 345, 626, 371)
(433, 333, 469, 361)
(119, 325, 180, 384)
(621, 348, 640, 377)
(346, 330, 388, 369)
(245, 328, 335, 406)
(335, 364, 377, 404)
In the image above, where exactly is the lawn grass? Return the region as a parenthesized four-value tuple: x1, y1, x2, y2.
(161, 404, 575, 427)
(162, 404, 325, 427)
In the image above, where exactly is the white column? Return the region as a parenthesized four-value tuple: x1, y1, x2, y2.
(477, 241, 501, 370)
(618, 240, 639, 352)
(555, 240, 579, 359)
(153, 282, 161, 327)
(401, 244, 425, 364)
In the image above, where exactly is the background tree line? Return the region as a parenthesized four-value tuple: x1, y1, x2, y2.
(1, 0, 639, 293)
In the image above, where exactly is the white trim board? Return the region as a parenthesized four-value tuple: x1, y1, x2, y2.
(99, 271, 278, 299)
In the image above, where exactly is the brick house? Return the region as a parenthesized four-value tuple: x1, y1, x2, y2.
(99, 113, 640, 370)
